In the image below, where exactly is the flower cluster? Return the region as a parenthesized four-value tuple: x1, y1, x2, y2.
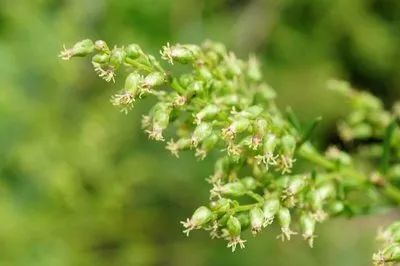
(60, 40, 400, 261)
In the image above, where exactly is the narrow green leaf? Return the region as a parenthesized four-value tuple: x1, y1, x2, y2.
(285, 107, 302, 132)
(297, 116, 322, 148)
(380, 119, 398, 174)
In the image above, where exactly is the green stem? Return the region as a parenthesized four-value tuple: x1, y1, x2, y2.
(298, 143, 400, 204)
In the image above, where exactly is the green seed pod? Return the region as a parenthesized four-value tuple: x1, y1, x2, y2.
(192, 122, 213, 147)
(125, 43, 142, 59)
(227, 216, 242, 237)
(92, 53, 109, 64)
(195, 104, 219, 124)
(210, 198, 231, 212)
(250, 207, 264, 235)
(220, 181, 247, 197)
(109, 47, 126, 68)
(263, 198, 280, 224)
(300, 213, 316, 247)
(241, 176, 257, 190)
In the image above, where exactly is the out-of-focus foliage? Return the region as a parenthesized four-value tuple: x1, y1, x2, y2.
(0, 0, 399, 265)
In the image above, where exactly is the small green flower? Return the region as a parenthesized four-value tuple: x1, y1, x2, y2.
(250, 207, 265, 235)
(59, 39, 95, 60)
(226, 216, 246, 252)
(181, 206, 213, 236)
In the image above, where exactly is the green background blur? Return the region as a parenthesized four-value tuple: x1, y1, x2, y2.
(0, 0, 399, 265)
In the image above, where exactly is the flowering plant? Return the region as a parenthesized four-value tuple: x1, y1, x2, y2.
(60, 39, 400, 264)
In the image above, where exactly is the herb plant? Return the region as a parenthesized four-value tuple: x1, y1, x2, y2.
(60, 39, 400, 265)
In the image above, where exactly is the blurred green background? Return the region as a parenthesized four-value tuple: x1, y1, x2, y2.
(0, 0, 399, 265)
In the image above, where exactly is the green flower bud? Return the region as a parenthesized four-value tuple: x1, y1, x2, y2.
(141, 72, 165, 92)
(125, 43, 142, 59)
(300, 213, 316, 247)
(254, 118, 268, 135)
(310, 182, 335, 210)
(161, 43, 196, 64)
(210, 198, 231, 212)
(327, 201, 345, 215)
(247, 55, 262, 82)
(241, 176, 258, 190)
(250, 207, 264, 235)
(263, 198, 280, 225)
(59, 39, 95, 60)
(202, 40, 227, 56)
(255, 83, 277, 102)
(124, 72, 142, 95)
(225, 215, 247, 252)
(92, 53, 109, 64)
(223, 118, 251, 139)
(212, 181, 247, 198)
(198, 66, 213, 80)
(225, 53, 242, 77)
(109, 47, 126, 68)
(227, 216, 242, 237)
(285, 175, 309, 196)
(181, 206, 213, 236)
(94, 40, 109, 52)
(187, 81, 204, 95)
(146, 103, 171, 141)
(191, 122, 213, 147)
(239, 105, 264, 119)
(166, 138, 191, 157)
(373, 244, 400, 265)
(281, 135, 296, 155)
(195, 104, 219, 124)
(277, 207, 297, 241)
(236, 212, 250, 230)
(196, 133, 219, 160)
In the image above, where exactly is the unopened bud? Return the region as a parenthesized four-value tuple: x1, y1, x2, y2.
(59, 39, 95, 60)
(250, 207, 264, 235)
(125, 44, 142, 59)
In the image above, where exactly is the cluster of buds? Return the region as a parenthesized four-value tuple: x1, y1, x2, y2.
(61, 40, 400, 261)
(374, 222, 400, 265)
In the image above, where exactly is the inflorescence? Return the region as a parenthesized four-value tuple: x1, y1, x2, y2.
(60, 39, 400, 263)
